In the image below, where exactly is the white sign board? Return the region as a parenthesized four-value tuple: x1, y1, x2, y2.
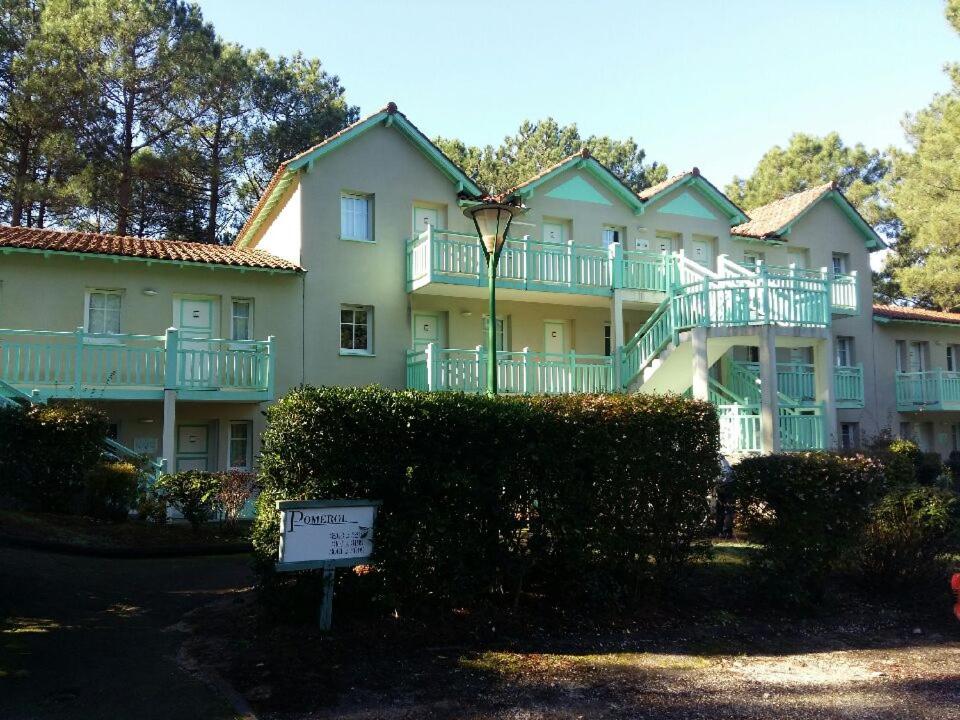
(277, 500, 379, 571)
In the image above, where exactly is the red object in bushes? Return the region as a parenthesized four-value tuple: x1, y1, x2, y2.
(952, 574, 960, 621)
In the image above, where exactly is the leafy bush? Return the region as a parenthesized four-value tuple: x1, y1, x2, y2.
(916, 451, 944, 486)
(883, 439, 920, 485)
(84, 461, 139, 521)
(252, 386, 719, 616)
(854, 485, 960, 589)
(0, 403, 107, 512)
(734, 452, 886, 605)
(155, 470, 221, 530)
(946, 451, 960, 489)
(217, 470, 255, 527)
(136, 489, 168, 524)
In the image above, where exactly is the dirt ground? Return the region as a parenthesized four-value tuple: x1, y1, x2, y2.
(186, 545, 960, 720)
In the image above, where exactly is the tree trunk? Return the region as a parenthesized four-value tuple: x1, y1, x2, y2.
(116, 83, 136, 236)
(10, 127, 32, 226)
(205, 118, 223, 244)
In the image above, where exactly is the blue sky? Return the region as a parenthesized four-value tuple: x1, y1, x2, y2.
(196, 0, 957, 187)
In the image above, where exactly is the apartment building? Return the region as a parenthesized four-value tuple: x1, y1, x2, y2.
(0, 102, 955, 469)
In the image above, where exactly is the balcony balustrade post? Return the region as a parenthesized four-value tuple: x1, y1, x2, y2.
(760, 263, 770, 323)
(523, 235, 531, 289)
(73, 326, 84, 397)
(936, 367, 945, 407)
(610, 241, 623, 289)
(266, 335, 276, 398)
(424, 342, 436, 391)
(164, 327, 180, 390)
(522, 346, 532, 393)
(568, 350, 577, 393)
(425, 224, 434, 283)
(701, 276, 711, 326)
(475, 345, 484, 395)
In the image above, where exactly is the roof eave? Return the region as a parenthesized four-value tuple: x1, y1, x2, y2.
(642, 174, 749, 225)
(778, 189, 885, 251)
(507, 156, 645, 214)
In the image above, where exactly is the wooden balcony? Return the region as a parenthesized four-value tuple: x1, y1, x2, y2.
(895, 370, 960, 411)
(406, 344, 615, 394)
(405, 227, 672, 299)
(0, 327, 275, 402)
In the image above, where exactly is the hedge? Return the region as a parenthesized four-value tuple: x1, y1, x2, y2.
(253, 386, 720, 614)
(0, 403, 107, 512)
(734, 452, 886, 605)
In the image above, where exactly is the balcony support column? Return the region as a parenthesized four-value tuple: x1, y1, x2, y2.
(814, 335, 837, 449)
(759, 326, 781, 454)
(611, 289, 626, 388)
(162, 389, 176, 474)
(691, 326, 709, 401)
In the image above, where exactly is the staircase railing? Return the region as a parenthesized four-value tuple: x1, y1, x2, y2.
(619, 298, 674, 386)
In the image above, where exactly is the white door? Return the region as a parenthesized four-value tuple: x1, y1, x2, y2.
(908, 342, 925, 373)
(655, 234, 677, 254)
(413, 206, 440, 236)
(174, 296, 218, 386)
(691, 238, 714, 269)
(543, 222, 564, 244)
(176, 424, 209, 471)
(544, 321, 565, 355)
(413, 313, 441, 351)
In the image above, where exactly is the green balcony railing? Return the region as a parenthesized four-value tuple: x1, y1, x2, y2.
(406, 344, 615, 394)
(717, 402, 826, 455)
(0, 327, 275, 400)
(779, 405, 827, 451)
(835, 364, 864, 408)
(406, 227, 674, 296)
(895, 369, 960, 411)
(727, 260, 857, 314)
(717, 404, 762, 454)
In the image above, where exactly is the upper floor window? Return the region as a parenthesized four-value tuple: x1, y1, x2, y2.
(85, 289, 122, 334)
(948, 345, 960, 372)
(743, 251, 765, 268)
(340, 193, 373, 241)
(832, 253, 848, 275)
(601, 226, 623, 249)
(835, 336, 854, 367)
(231, 299, 253, 341)
(340, 304, 373, 354)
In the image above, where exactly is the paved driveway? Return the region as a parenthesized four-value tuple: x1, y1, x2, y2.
(0, 544, 251, 720)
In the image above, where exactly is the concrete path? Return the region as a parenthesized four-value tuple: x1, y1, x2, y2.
(0, 544, 252, 720)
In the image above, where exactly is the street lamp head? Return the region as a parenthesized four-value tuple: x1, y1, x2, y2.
(463, 201, 523, 259)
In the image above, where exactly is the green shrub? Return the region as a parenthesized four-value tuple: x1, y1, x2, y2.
(854, 485, 960, 589)
(155, 470, 221, 530)
(884, 439, 920, 485)
(916, 451, 944, 486)
(84, 461, 139, 521)
(252, 386, 719, 616)
(734, 452, 886, 605)
(0, 403, 107, 512)
(136, 489, 168, 524)
(216, 470, 255, 527)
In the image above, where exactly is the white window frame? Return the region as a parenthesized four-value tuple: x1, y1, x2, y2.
(835, 336, 853, 367)
(601, 226, 623, 250)
(231, 298, 253, 341)
(340, 192, 373, 242)
(482, 315, 507, 352)
(84, 289, 123, 342)
(339, 304, 374, 355)
(948, 345, 960, 373)
(228, 420, 252, 470)
(840, 422, 859, 449)
(832, 253, 848, 276)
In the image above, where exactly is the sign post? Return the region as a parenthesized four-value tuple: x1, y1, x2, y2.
(275, 499, 380, 632)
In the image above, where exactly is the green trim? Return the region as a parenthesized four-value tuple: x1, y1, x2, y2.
(507, 156, 645, 215)
(780, 190, 885, 251)
(642, 175, 749, 225)
(0, 246, 299, 274)
(544, 176, 612, 205)
(658, 191, 717, 220)
(237, 110, 484, 248)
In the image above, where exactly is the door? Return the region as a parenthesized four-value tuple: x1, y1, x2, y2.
(413, 206, 440, 237)
(174, 296, 217, 386)
(544, 321, 568, 392)
(691, 238, 714, 270)
(176, 424, 209, 471)
(542, 222, 564, 244)
(544, 321, 565, 355)
(908, 341, 926, 403)
(412, 313, 441, 351)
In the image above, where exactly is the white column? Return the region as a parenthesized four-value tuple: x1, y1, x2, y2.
(162, 388, 177, 473)
(814, 335, 837, 449)
(691, 326, 709, 401)
(759, 326, 781, 453)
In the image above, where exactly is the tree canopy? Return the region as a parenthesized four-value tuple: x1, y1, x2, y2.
(435, 118, 668, 196)
(0, 0, 357, 242)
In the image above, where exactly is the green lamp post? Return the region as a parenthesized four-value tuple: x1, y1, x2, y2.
(463, 201, 524, 395)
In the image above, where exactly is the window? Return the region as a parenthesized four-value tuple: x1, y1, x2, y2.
(85, 290, 122, 334)
(948, 345, 960, 372)
(953, 424, 960, 452)
(654, 231, 678, 254)
(746, 346, 760, 363)
(604, 324, 612, 357)
(832, 253, 848, 276)
(900, 422, 914, 440)
(229, 421, 252, 470)
(482, 315, 506, 351)
(231, 299, 253, 341)
(340, 193, 372, 241)
(601, 226, 623, 249)
(840, 422, 860, 449)
(835, 337, 853, 367)
(743, 251, 765, 268)
(340, 305, 372, 354)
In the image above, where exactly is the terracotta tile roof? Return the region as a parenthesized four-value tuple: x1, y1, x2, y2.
(635, 170, 693, 200)
(873, 304, 960, 326)
(0, 225, 301, 271)
(731, 182, 835, 239)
